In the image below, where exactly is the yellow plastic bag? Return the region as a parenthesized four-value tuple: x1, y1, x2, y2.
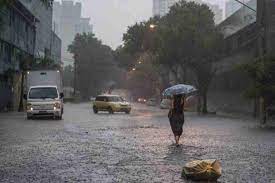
(182, 159, 222, 181)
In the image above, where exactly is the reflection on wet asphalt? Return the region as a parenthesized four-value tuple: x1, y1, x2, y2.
(0, 103, 274, 182)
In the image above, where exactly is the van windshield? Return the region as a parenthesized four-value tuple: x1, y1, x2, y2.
(29, 87, 58, 99)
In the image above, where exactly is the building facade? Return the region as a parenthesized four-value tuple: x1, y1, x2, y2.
(225, 0, 250, 18)
(19, 0, 61, 64)
(0, 1, 36, 110)
(53, 0, 93, 65)
(207, 0, 275, 115)
(220, 0, 257, 38)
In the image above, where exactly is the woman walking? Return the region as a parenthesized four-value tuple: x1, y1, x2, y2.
(168, 94, 185, 146)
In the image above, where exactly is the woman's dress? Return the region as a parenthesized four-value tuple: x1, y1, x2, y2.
(169, 99, 185, 136)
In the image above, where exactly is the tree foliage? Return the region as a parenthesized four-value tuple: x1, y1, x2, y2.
(114, 46, 135, 70)
(126, 53, 160, 99)
(117, 1, 223, 110)
(68, 33, 117, 98)
(238, 56, 275, 123)
(239, 56, 275, 99)
(151, 1, 223, 113)
(122, 17, 159, 55)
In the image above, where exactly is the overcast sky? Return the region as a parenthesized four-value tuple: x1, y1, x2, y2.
(72, 0, 228, 49)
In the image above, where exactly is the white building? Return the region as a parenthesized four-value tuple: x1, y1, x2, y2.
(153, 0, 223, 24)
(53, 0, 93, 65)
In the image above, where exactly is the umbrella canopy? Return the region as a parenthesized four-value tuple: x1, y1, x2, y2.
(163, 84, 197, 97)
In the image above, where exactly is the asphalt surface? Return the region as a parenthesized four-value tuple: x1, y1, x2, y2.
(0, 103, 274, 183)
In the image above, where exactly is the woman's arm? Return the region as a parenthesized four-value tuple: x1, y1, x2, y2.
(171, 99, 174, 109)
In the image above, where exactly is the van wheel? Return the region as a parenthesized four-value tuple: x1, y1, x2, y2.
(58, 115, 62, 120)
(27, 116, 32, 120)
(108, 107, 114, 114)
(125, 110, 131, 114)
(93, 106, 98, 114)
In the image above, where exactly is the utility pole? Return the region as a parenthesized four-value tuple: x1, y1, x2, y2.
(73, 60, 76, 97)
(73, 54, 78, 97)
(257, 0, 267, 124)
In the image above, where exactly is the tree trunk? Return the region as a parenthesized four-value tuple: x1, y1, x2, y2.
(197, 95, 202, 114)
(260, 97, 267, 125)
(18, 71, 25, 112)
(202, 92, 208, 114)
(253, 97, 258, 118)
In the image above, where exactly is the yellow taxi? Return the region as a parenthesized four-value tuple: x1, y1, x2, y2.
(93, 95, 131, 114)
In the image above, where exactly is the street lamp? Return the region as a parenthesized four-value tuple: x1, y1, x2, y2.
(149, 24, 157, 30)
(132, 68, 136, 71)
(138, 61, 142, 64)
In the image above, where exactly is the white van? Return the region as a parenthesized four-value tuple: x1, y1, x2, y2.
(25, 70, 64, 120)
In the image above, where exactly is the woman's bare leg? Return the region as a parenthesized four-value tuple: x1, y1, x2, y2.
(175, 136, 180, 145)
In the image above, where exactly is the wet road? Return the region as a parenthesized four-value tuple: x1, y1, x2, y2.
(0, 103, 274, 182)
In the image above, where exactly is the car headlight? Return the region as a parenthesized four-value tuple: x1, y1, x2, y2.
(27, 103, 32, 110)
(54, 102, 61, 109)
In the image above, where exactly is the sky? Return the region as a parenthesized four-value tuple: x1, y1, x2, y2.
(72, 0, 228, 49)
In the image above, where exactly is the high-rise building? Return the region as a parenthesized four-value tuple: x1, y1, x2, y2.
(153, 0, 179, 17)
(53, 0, 93, 65)
(153, 0, 223, 24)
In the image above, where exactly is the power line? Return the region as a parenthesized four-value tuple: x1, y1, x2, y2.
(233, 0, 257, 13)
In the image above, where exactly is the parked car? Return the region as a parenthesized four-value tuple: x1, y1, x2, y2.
(93, 95, 131, 114)
(160, 98, 172, 109)
(146, 98, 157, 106)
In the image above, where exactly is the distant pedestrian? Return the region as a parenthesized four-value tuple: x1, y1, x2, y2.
(168, 94, 185, 146)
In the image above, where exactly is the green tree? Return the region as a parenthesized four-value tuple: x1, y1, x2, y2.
(152, 1, 223, 113)
(114, 46, 135, 71)
(239, 56, 275, 124)
(126, 57, 159, 99)
(68, 33, 117, 99)
(123, 22, 147, 55)
(122, 17, 159, 54)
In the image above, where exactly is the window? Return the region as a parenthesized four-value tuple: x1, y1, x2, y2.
(29, 87, 58, 99)
(96, 96, 107, 101)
